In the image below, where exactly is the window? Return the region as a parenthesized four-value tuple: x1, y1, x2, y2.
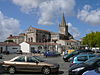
(89, 55, 95, 58)
(77, 56, 88, 61)
(14, 56, 25, 62)
(38, 46, 42, 50)
(27, 57, 37, 62)
(31, 37, 33, 42)
(12, 48, 18, 49)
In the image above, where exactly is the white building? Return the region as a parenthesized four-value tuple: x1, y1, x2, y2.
(20, 42, 61, 53)
(0, 42, 20, 53)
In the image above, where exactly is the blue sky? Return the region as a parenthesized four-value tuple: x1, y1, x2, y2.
(0, 0, 100, 41)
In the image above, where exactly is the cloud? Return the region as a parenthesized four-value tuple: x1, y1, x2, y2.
(0, 11, 21, 41)
(12, 0, 75, 25)
(12, 0, 45, 14)
(68, 23, 80, 38)
(77, 5, 100, 25)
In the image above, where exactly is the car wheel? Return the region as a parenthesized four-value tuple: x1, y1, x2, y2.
(42, 67, 51, 75)
(8, 66, 16, 74)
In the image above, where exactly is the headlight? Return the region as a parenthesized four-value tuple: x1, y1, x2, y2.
(72, 67, 85, 72)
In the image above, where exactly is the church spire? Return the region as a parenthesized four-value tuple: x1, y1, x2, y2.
(60, 13, 66, 27)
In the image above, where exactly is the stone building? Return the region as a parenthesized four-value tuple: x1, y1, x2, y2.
(26, 27, 51, 43)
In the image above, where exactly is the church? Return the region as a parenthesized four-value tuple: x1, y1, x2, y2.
(25, 14, 73, 43)
(7, 14, 80, 53)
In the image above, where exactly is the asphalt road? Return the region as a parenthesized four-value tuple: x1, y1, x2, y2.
(0, 53, 70, 75)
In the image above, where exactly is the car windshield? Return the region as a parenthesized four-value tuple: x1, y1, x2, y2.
(33, 56, 45, 62)
(84, 57, 98, 65)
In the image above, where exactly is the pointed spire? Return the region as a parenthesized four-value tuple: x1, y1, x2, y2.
(60, 13, 66, 27)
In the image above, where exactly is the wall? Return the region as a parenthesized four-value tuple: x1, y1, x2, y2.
(20, 42, 30, 53)
(0, 46, 20, 53)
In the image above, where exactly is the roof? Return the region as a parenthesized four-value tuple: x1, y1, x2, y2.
(7, 36, 19, 39)
(0, 42, 20, 46)
(63, 40, 77, 42)
(31, 27, 50, 32)
(26, 42, 60, 45)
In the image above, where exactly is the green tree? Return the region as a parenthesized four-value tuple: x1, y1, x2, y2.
(4, 40, 14, 42)
(82, 32, 100, 47)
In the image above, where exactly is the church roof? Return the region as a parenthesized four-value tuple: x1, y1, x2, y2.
(31, 27, 50, 32)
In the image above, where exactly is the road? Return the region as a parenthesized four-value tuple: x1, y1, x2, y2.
(0, 53, 70, 75)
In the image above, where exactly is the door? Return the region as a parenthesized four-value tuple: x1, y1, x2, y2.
(13, 56, 28, 71)
(26, 56, 42, 72)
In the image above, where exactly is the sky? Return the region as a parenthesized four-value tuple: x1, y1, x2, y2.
(0, 0, 100, 41)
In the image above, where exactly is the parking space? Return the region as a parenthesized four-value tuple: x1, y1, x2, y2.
(0, 53, 70, 75)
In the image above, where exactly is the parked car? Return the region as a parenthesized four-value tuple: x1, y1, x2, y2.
(2, 55, 59, 74)
(96, 49, 100, 53)
(3, 50, 9, 54)
(32, 50, 40, 53)
(82, 67, 100, 75)
(16, 50, 22, 54)
(69, 53, 96, 67)
(69, 56, 100, 75)
(0, 54, 2, 59)
(63, 49, 94, 62)
(44, 51, 61, 57)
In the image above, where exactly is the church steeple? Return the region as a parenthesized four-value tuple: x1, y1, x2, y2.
(59, 13, 68, 35)
(60, 13, 66, 27)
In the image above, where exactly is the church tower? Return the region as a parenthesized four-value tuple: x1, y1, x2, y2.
(59, 14, 68, 36)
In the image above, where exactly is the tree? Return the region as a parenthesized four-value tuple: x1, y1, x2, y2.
(82, 32, 100, 47)
(4, 40, 14, 42)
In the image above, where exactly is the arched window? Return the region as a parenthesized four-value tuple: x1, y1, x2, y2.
(38, 46, 42, 50)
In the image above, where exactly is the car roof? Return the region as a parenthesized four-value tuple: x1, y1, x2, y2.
(78, 53, 95, 55)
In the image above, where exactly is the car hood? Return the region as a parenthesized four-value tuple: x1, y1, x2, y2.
(69, 63, 87, 71)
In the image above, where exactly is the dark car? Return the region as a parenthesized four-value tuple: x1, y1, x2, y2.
(32, 50, 40, 53)
(44, 51, 61, 57)
(2, 55, 59, 74)
(63, 49, 94, 62)
(3, 50, 9, 54)
(82, 67, 100, 75)
(16, 50, 22, 54)
(69, 56, 100, 75)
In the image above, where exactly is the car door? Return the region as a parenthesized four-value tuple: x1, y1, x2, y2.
(26, 56, 41, 72)
(13, 56, 28, 71)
